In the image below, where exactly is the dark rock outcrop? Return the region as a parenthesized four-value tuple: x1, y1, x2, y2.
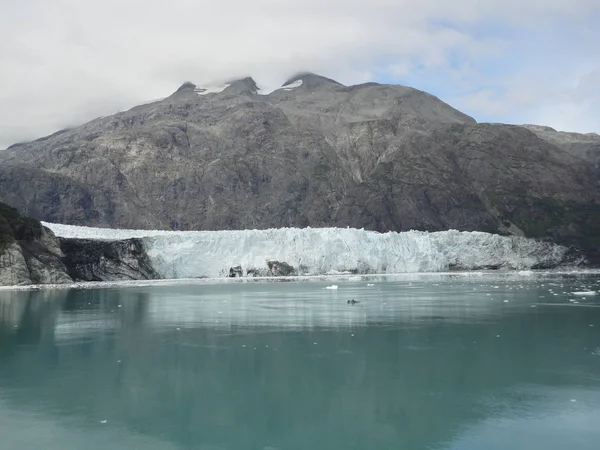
(59, 238, 160, 282)
(244, 260, 299, 277)
(0, 202, 159, 286)
(1, 74, 599, 263)
(0, 202, 72, 285)
(267, 260, 297, 277)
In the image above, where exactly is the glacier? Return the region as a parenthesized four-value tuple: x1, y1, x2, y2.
(43, 223, 570, 279)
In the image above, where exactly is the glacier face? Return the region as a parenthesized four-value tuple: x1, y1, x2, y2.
(43, 223, 569, 278)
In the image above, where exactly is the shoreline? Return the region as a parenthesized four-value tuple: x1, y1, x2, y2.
(2, 269, 599, 292)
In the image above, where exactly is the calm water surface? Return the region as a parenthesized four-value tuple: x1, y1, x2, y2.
(1, 274, 600, 449)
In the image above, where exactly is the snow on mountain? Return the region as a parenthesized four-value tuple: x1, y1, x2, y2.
(43, 223, 568, 279)
(282, 79, 303, 90)
(195, 84, 230, 95)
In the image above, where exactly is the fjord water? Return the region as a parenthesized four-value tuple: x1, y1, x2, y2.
(1, 275, 600, 450)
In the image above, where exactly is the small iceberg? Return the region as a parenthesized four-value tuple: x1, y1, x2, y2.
(572, 291, 597, 296)
(325, 285, 339, 290)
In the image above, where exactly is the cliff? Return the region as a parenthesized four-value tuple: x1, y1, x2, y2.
(0, 202, 159, 286)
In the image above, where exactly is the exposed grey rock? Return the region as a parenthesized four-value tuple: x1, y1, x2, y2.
(0, 233, 74, 286)
(228, 265, 243, 278)
(521, 124, 600, 174)
(0, 201, 160, 285)
(267, 260, 297, 277)
(0, 202, 73, 285)
(1, 74, 599, 263)
(0, 243, 34, 285)
(244, 260, 299, 277)
(59, 238, 160, 282)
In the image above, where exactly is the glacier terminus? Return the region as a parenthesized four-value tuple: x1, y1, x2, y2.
(44, 222, 570, 279)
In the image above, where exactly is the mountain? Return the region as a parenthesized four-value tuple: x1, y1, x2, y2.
(1, 73, 599, 263)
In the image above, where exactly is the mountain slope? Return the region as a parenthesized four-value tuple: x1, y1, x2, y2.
(521, 125, 600, 175)
(1, 73, 599, 262)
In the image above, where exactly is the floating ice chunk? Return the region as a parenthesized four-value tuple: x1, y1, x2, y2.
(572, 291, 597, 296)
(518, 270, 534, 276)
(367, 283, 375, 287)
(325, 285, 338, 290)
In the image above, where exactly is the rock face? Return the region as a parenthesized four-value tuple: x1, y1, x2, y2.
(0, 202, 72, 285)
(1, 73, 599, 262)
(59, 238, 160, 282)
(521, 124, 600, 175)
(0, 202, 159, 286)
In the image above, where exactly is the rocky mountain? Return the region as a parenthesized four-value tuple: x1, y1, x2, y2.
(0, 202, 158, 285)
(1, 73, 599, 263)
(522, 125, 600, 175)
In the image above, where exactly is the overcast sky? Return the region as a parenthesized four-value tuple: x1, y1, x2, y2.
(1, 0, 599, 149)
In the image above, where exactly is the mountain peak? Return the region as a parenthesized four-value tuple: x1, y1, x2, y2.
(175, 81, 197, 92)
(222, 77, 260, 95)
(282, 72, 344, 90)
(522, 124, 557, 133)
(171, 78, 260, 99)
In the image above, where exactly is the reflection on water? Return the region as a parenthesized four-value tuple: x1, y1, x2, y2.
(0, 274, 600, 450)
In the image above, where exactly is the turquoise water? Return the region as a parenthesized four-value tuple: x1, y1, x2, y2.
(1, 274, 600, 449)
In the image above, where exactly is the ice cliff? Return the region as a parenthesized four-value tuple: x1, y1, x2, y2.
(43, 223, 571, 278)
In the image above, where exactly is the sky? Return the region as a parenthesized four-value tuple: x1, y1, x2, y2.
(1, 0, 599, 149)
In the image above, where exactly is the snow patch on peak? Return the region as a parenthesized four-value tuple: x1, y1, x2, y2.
(281, 79, 303, 90)
(282, 72, 343, 89)
(43, 223, 569, 279)
(195, 84, 230, 96)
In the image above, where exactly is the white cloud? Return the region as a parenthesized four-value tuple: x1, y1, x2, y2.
(0, 0, 599, 148)
(449, 68, 600, 133)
